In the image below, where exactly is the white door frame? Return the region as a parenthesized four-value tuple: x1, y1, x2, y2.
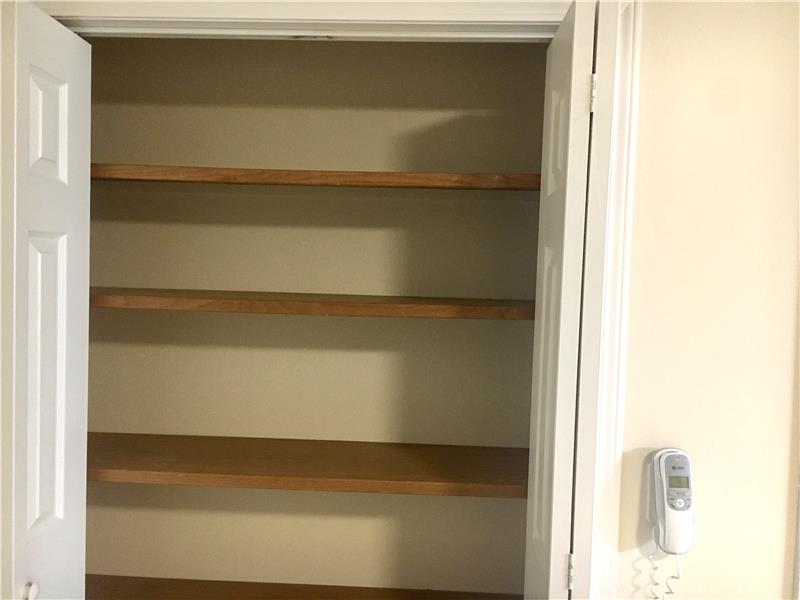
(572, 2, 641, 596)
(1, 2, 641, 596)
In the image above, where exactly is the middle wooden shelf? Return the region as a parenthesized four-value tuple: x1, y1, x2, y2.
(88, 432, 529, 499)
(89, 287, 535, 320)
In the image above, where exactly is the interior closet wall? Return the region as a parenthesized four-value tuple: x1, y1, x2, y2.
(87, 38, 546, 593)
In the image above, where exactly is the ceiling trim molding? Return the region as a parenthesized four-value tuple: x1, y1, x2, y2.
(42, 2, 569, 41)
(55, 17, 559, 41)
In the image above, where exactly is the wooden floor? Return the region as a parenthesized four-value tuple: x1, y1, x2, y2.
(86, 575, 523, 599)
(87, 432, 529, 498)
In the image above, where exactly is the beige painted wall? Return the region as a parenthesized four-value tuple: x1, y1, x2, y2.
(618, 2, 799, 598)
(87, 38, 545, 594)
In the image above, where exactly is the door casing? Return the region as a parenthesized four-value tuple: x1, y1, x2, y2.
(0, 2, 641, 597)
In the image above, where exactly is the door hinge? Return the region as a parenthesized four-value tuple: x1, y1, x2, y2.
(567, 552, 575, 591)
(590, 73, 598, 113)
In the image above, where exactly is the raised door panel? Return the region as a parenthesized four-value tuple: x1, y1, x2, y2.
(25, 232, 68, 532)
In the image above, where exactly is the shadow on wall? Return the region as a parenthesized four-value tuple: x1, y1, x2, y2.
(89, 311, 535, 449)
(90, 181, 538, 300)
(87, 484, 528, 592)
(87, 37, 546, 595)
(90, 38, 546, 172)
(394, 113, 540, 174)
(91, 39, 535, 111)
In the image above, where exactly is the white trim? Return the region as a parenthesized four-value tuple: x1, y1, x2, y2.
(0, 3, 15, 598)
(572, 0, 641, 597)
(43, 2, 570, 42)
(54, 17, 558, 42)
(39, 1, 570, 22)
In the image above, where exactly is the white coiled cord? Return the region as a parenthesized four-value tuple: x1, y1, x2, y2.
(664, 554, 681, 597)
(648, 551, 681, 599)
(647, 551, 662, 599)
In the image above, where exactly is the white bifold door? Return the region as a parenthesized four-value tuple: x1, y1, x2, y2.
(4, 2, 596, 599)
(9, 2, 90, 599)
(524, 2, 595, 599)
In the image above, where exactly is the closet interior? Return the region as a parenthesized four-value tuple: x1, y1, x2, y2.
(84, 37, 546, 598)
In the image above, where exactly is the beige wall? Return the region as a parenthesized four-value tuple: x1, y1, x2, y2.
(87, 38, 545, 594)
(618, 2, 799, 598)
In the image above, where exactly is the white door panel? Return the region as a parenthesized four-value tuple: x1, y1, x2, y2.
(525, 2, 595, 598)
(12, 3, 90, 598)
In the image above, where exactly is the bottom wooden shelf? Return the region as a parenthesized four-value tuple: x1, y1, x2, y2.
(86, 575, 522, 599)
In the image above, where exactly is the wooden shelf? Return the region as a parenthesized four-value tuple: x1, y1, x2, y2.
(89, 287, 535, 321)
(91, 163, 541, 191)
(87, 432, 529, 498)
(86, 575, 522, 599)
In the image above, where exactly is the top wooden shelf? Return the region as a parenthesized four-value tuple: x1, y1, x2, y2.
(91, 163, 541, 191)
